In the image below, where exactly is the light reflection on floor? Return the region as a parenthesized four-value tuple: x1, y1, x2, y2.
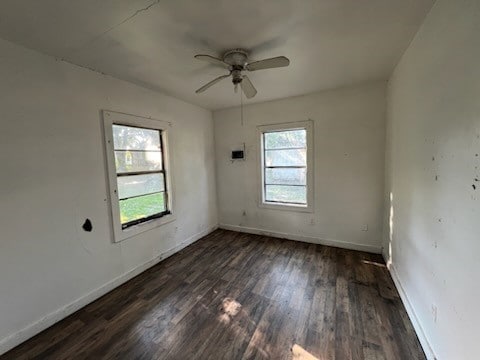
(215, 297, 322, 359)
(217, 296, 271, 357)
(292, 344, 320, 360)
(362, 259, 387, 268)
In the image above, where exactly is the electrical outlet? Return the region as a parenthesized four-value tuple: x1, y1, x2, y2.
(362, 224, 369, 231)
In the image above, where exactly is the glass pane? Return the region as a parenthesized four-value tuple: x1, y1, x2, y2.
(265, 149, 306, 166)
(115, 150, 162, 173)
(265, 185, 306, 204)
(117, 174, 164, 200)
(265, 168, 306, 185)
(264, 129, 306, 149)
(119, 192, 166, 224)
(113, 124, 161, 151)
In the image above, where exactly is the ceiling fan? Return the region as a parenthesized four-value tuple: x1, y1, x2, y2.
(194, 49, 290, 99)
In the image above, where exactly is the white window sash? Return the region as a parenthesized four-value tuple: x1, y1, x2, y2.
(103, 110, 176, 242)
(257, 120, 314, 213)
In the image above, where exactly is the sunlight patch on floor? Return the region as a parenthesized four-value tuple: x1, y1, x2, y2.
(292, 344, 320, 360)
(362, 260, 386, 268)
(222, 297, 242, 316)
(218, 297, 242, 324)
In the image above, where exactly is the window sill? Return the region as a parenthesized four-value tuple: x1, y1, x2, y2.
(259, 201, 314, 213)
(114, 212, 176, 242)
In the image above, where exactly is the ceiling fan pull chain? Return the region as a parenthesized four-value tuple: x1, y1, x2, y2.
(240, 87, 244, 127)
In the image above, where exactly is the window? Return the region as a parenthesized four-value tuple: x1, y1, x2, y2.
(258, 121, 313, 211)
(103, 111, 174, 242)
(113, 124, 169, 228)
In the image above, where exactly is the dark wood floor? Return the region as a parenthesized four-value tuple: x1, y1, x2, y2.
(2, 230, 425, 360)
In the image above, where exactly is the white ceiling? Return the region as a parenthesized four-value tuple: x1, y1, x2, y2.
(0, 0, 434, 110)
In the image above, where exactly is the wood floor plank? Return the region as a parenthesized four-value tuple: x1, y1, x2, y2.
(1, 229, 426, 360)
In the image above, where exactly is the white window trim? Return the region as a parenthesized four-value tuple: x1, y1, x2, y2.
(257, 120, 314, 213)
(103, 110, 176, 242)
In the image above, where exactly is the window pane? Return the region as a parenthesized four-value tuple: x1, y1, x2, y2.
(119, 192, 166, 224)
(117, 174, 164, 200)
(264, 129, 306, 149)
(265, 168, 306, 185)
(115, 150, 162, 173)
(113, 124, 161, 151)
(265, 185, 306, 204)
(265, 149, 306, 167)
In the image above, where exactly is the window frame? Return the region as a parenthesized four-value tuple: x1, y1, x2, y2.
(257, 120, 314, 213)
(103, 110, 175, 242)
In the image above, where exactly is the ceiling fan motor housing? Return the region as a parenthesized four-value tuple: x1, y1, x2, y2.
(223, 49, 248, 67)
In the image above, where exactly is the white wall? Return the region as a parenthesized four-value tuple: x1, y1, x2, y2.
(214, 82, 386, 253)
(383, 0, 480, 359)
(0, 38, 217, 353)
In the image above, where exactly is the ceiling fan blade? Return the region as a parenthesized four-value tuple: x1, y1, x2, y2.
(240, 75, 257, 99)
(194, 54, 230, 69)
(195, 74, 230, 94)
(246, 56, 290, 71)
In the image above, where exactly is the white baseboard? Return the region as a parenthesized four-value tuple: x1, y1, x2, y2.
(219, 224, 382, 254)
(388, 263, 437, 360)
(0, 224, 218, 356)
